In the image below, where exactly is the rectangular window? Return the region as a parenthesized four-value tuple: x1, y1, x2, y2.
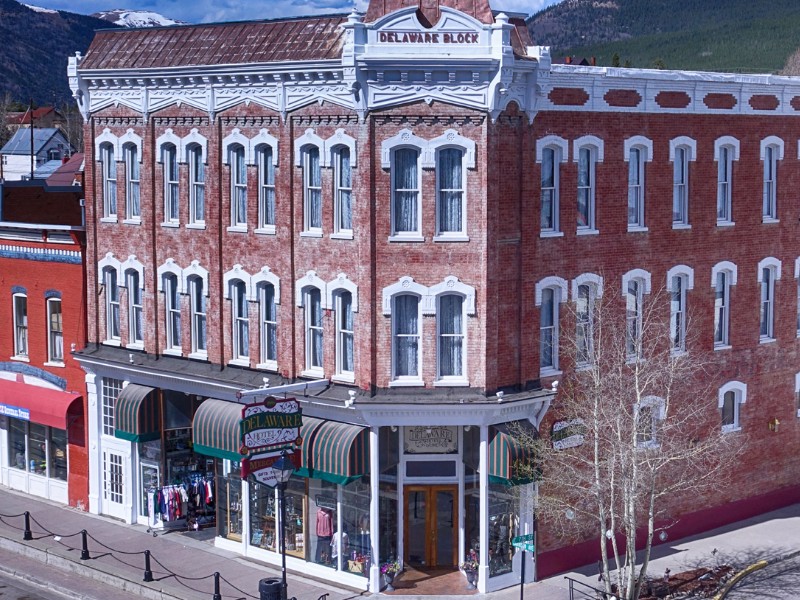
(540, 288, 558, 371)
(392, 148, 420, 236)
(541, 147, 558, 232)
(125, 145, 140, 220)
(672, 146, 688, 225)
(437, 148, 464, 236)
(48, 299, 63, 362)
(102, 377, 123, 437)
(670, 276, 686, 352)
(336, 292, 355, 376)
(189, 146, 205, 225)
(165, 275, 181, 351)
(258, 146, 276, 230)
(393, 295, 419, 379)
(230, 145, 247, 228)
(101, 144, 117, 218)
(304, 147, 322, 232)
(306, 288, 323, 371)
(335, 148, 353, 234)
(717, 146, 733, 223)
(577, 147, 595, 230)
(721, 390, 738, 431)
(232, 281, 249, 361)
(714, 272, 730, 346)
(163, 144, 179, 223)
(763, 145, 777, 221)
(760, 267, 774, 340)
(626, 280, 643, 358)
(576, 283, 594, 366)
(190, 277, 207, 355)
(438, 294, 464, 379)
(259, 284, 277, 366)
(127, 271, 143, 346)
(627, 148, 644, 228)
(105, 269, 120, 341)
(13, 294, 27, 357)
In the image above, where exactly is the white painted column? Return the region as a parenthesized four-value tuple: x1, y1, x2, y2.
(478, 424, 489, 592)
(368, 426, 380, 592)
(85, 371, 100, 515)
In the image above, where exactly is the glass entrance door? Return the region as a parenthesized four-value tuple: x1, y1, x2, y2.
(403, 485, 458, 568)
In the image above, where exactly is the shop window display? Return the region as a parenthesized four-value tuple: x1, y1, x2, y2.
(488, 484, 520, 577)
(8, 418, 67, 480)
(308, 479, 337, 568)
(219, 460, 243, 541)
(379, 425, 399, 567)
(342, 477, 371, 577)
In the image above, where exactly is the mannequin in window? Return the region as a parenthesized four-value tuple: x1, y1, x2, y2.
(330, 528, 349, 567)
(315, 506, 333, 564)
(357, 513, 370, 556)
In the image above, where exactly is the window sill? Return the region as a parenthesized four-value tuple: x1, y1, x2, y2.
(126, 343, 144, 351)
(256, 361, 278, 372)
(227, 226, 248, 234)
(255, 226, 277, 235)
(540, 368, 562, 377)
(161, 222, 180, 229)
(163, 348, 183, 357)
(186, 223, 206, 230)
(103, 340, 122, 347)
(330, 232, 354, 240)
(672, 223, 691, 230)
(759, 337, 777, 345)
(389, 379, 424, 387)
(332, 373, 356, 384)
(188, 351, 208, 361)
(716, 220, 736, 227)
(300, 231, 323, 238)
(228, 358, 250, 368)
(714, 344, 732, 352)
(670, 349, 687, 357)
(122, 218, 142, 226)
(539, 231, 564, 239)
(10, 355, 29, 363)
(576, 228, 599, 236)
(44, 361, 65, 368)
(433, 234, 469, 242)
(388, 234, 424, 243)
(627, 226, 649, 233)
(100, 217, 118, 224)
(433, 379, 470, 387)
(302, 368, 325, 379)
(721, 425, 742, 434)
(762, 217, 779, 224)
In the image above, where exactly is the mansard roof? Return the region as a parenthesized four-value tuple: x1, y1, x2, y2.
(80, 15, 348, 70)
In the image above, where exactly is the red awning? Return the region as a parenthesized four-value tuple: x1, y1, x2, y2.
(0, 378, 82, 429)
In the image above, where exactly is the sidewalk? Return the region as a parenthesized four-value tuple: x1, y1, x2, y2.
(0, 486, 798, 600)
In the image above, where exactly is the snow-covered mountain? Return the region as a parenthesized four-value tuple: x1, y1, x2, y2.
(91, 8, 184, 27)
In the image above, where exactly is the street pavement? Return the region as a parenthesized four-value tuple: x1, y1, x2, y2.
(0, 486, 798, 600)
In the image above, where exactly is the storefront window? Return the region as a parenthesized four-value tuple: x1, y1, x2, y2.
(342, 477, 371, 577)
(488, 483, 520, 578)
(50, 428, 67, 481)
(9, 418, 26, 470)
(463, 426, 480, 563)
(29, 423, 46, 475)
(379, 426, 399, 566)
(249, 480, 276, 550)
(219, 460, 243, 541)
(284, 477, 306, 559)
(308, 479, 337, 568)
(8, 418, 66, 480)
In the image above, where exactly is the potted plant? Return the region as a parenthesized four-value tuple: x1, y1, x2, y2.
(461, 551, 480, 590)
(381, 558, 402, 591)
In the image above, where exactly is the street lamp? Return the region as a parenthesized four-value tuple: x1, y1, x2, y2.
(273, 451, 295, 600)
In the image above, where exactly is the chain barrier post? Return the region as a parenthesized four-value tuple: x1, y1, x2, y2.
(80, 529, 90, 560)
(143, 549, 153, 582)
(212, 571, 221, 600)
(23, 511, 32, 541)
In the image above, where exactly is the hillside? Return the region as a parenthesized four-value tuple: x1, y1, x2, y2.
(0, 0, 119, 104)
(92, 9, 184, 27)
(528, 0, 800, 73)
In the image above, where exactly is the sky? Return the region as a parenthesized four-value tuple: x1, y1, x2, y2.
(23, 0, 561, 24)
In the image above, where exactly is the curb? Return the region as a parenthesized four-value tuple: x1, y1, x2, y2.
(713, 549, 800, 600)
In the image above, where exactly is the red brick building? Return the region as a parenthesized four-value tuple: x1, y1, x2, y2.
(69, 0, 800, 593)
(0, 176, 88, 509)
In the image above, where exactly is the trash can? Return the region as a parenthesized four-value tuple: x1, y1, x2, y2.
(259, 578, 285, 600)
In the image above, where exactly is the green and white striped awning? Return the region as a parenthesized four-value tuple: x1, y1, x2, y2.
(297, 417, 369, 485)
(114, 384, 160, 442)
(489, 421, 537, 486)
(192, 399, 244, 462)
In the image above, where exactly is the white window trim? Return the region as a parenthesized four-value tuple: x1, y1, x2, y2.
(573, 136, 602, 234)
(433, 146, 468, 240)
(251, 129, 279, 163)
(302, 286, 325, 378)
(294, 129, 325, 166)
(326, 273, 358, 312)
(758, 257, 782, 282)
(229, 279, 250, 364)
(434, 293, 469, 386)
(538, 285, 562, 376)
(624, 136, 653, 161)
(95, 128, 119, 157)
(182, 260, 209, 298)
(46, 298, 64, 364)
(97, 253, 122, 285)
(223, 265, 254, 301)
(295, 271, 327, 308)
(429, 129, 476, 168)
(761, 136, 785, 161)
(161, 143, 180, 225)
(389, 292, 424, 387)
(156, 129, 182, 162)
(222, 129, 253, 164)
(252, 267, 281, 306)
(537, 142, 565, 235)
(535, 135, 569, 163)
(12, 292, 28, 359)
(382, 276, 429, 315)
(388, 145, 423, 241)
(333, 290, 355, 382)
(325, 128, 358, 168)
(187, 274, 208, 360)
(761, 138, 782, 223)
(718, 381, 746, 433)
(636, 395, 665, 449)
(186, 143, 206, 227)
(117, 129, 142, 160)
(331, 145, 354, 238)
(624, 139, 651, 232)
(126, 270, 144, 350)
(119, 255, 144, 287)
(123, 143, 141, 222)
(571, 273, 604, 300)
(621, 269, 652, 296)
(257, 282, 279, 372)
(180, 128, 208, 163)
(98, 142, 118, 222)
(163, 272, 182, 354)
(157, 259, 185, 293)
(712, 261, 736, 349)
(714, 138, 739, 226)
(103, 267, 121, 345)
(712, 261, 739, 287)
(670, 138, 695, 228)
(714, 136, 741, 161)
(666, 265, 694, 291)
(381, 129, 426, 168)
(535, 276, 568, 307)
(758, 258, 780, 342)
(255, 142, 277, 234)
(227, 143, 248, 231)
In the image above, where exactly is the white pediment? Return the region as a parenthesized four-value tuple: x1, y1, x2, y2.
(368, 6, 489, 48)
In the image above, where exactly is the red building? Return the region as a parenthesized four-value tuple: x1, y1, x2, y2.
(69, 0, 800, 592)
(0, 173, 88, 509)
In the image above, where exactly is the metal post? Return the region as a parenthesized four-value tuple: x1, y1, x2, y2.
(80, 530, 90, 560)
(279, 483, 287, 600)
(520, 549, 526, 600)
(143, 549, 153, 582)
(23, 511, 32, 541)
(212, 571, 221, 600)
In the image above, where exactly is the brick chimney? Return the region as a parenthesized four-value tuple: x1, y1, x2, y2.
(364, 0, 494, 25)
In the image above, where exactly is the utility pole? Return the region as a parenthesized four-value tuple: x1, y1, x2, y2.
(28, 99, 34, 180)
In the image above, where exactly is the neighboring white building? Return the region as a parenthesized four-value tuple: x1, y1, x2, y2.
(0, 128, 73, 181)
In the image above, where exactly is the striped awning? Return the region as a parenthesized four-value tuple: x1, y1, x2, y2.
(297, 417, 369, 485)
(489, 421, 537, 486)
(114, 384, 160, 442)
(192, 399, 244, 462)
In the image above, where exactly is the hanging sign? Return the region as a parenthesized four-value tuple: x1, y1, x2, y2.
(551, 419, 585, 450)
(404, 426, 458, 454)
(241, 448, 301, 488)
(240, 396, 303, 452)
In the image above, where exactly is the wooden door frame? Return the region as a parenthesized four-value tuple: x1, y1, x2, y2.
(403, 484, 459, 568)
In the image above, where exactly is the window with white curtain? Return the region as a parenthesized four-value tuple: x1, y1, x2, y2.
(334, 147, 353, 235)
(717, 145, 733, 224)
(336, 291, 354, 377)
(258, 145, 276, 230)
(540, 287, 559, 372)
(392, 294, 420, 380)
(104, 268, 120, 342)
(760, 266, 775, 341)
(47, 298, 63, 363)
(391, 148, 420, 237)
(127, 270, 143, 347)
(719, 382, 746, 433)
(230, 144, 247, 228)
(541, 147, 559, 232)
(189, 276, 207, 355)
(164, 273, 181, 351)
(303, 147, 322, 232)
(626, 278, 644, 358)
(577, 147, 595, 231)
(101, 143, 117, 218)
(188, 144, 205, 225)
(163, 143, 179, 223)
(305, 288, 323, 372)
(12, 293, 27, 357)
(762, 144, 778, 221)
(259, 283, 277, 367)
(124, 143, 140, 220)
(627, 147, 645, 229)
(672, 146, 689, 226)
(437, 148, 464, 236)
(437, 294, 464, 380)
(231, 280, 249, 361)
(670, 274, 687, 353)
(575, 283, 596, 366)
(714, 271, 731, 347)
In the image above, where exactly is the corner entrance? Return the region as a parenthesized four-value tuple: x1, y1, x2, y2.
(404, 485, 458, 568)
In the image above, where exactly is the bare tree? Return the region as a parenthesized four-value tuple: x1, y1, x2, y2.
(57, 100, 84, 153)
(0, 92, 15, 148)
(516, 282, 744, 600)
(780, 48, 800, 76)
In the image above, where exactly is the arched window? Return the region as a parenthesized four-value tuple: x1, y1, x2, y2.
(437, 293, 465, 381)
(47, 298, 63, 363)
(126, 269, 144, 347)
(229, 280, 249, 362)
(624, 137, 652, 230)
(303, 146, 322, 233)
(761, 137, 783, 222)
(188, 275, 207, 356)
(622, 270, 651, 359)
(715, 137, 740, 225)
(305, 287, 323, 373)
(187, 143, 205, 226)
(104, 267, 120, 342)
(123, 143, 140, 220)
(229, 144, 247, 228)
(574, 277, 601, 366)
(162, 143, 179, 224)
(258, 282, 278, 368)
(436, 148, 465, 237)
(712, 262, 737, 348)
(257, 144, 276, 231)
(335, 290, 355, 378)
(536, 276, 568, 373)
(100, 142, 117, 219)
(12, 292, 27, 357)
(667, 266, 694, 353)
(758, 258, 781, 342)
(393, 294, 421, 381)
(333, 146, 353, 236)
(391, 147, 421, 238)
(164, 272, 181, 352)
(669, 137, 696, 227)
(719, 381, 746, 433)
(574, 136, 603, 233)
